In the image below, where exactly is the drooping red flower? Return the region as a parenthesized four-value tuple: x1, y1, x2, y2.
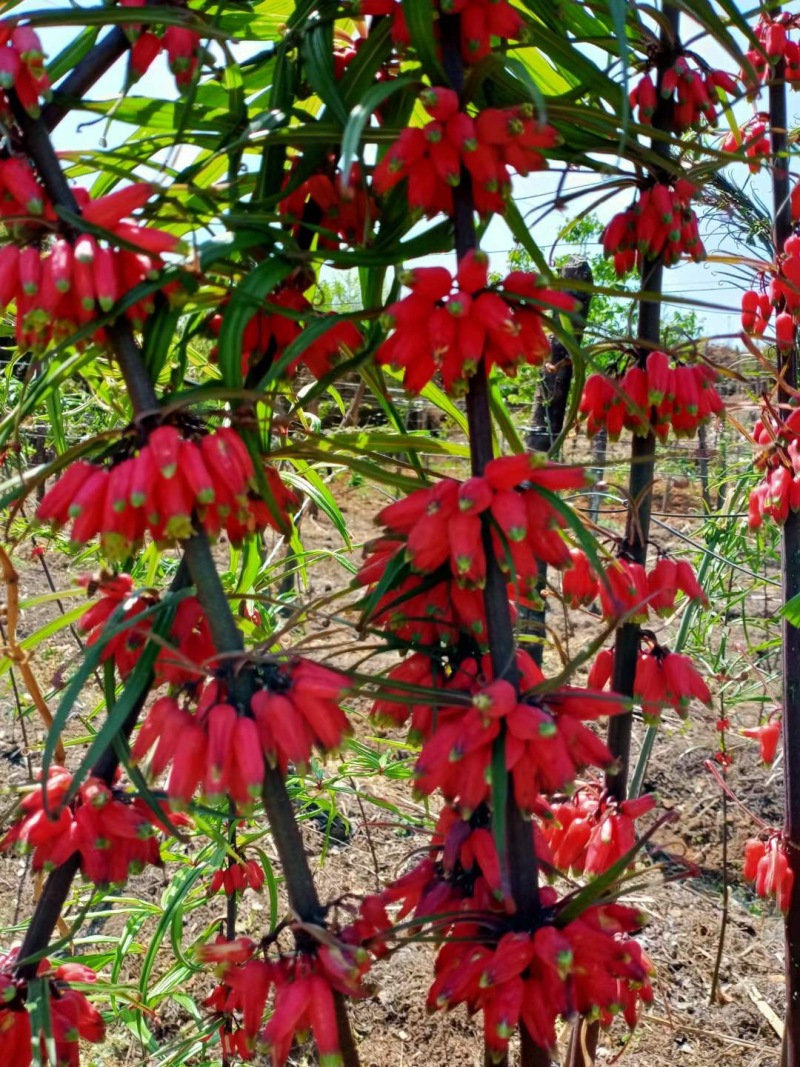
(741, 13, 800, 93)
(200, 932, 370, 1065)
(121, 2, 202, 90)
(373, 91, 557, 220)
(602, 179, 704, 275)
(0, 949, 105, 1067)
(543, 783, 656, 876)
(721, 117, 771, 172)
(358, 0, 521, 63)
(646, 555, 708, 616)
(131, 659, 351, 807)
(0, 176, 184, 352)
(209, 284, 363, 380)
(377, 250, 577, 393)
(422, 898, 651, 1057)
(740, 717, 781, 765)
(740, 286, 773, 336)
(562, 548, 599, 608)
(413, 676, 626, 818)
(279, 159, 376, 249)
(579, 354, 723, 442)
(208, 856, 266, 896)
(0, 24, 50, 120)
(597, 557, 650, 623)
(0, 768, 181, 885)
(629, 59, 740, 133)
(37, 424, 299, 557)
(743, 835, 794, 911)
(590, 641, 711, 722)
(77, 572, 215, 684)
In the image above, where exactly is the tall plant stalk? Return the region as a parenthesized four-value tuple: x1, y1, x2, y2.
(605, 2, 679, 803)
(569, 7, 678, 1067)
(7, 80, 361, 1067)
(526, 257, 593, 667)
(770, 43, 800, 1066)
(441, 14, 549, 1066)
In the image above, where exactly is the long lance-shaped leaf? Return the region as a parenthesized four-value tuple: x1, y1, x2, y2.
(217, 258, 292, 388)
(41, 590, 191, 786)
(402, 0, 447, 83)
(341, 76, 419, 186)
(63, 592, 182, 803)
(301, 14, 349, 127)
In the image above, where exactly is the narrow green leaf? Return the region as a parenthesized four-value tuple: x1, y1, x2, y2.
(341, 76, 419, 185)
(401, 0, 447, 83)
(301, 15, 349, 126)
(218, 258, 291, 388)
(780, 592, 800, 627)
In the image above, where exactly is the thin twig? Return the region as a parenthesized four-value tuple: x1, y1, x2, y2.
(0, 546, 66, 764)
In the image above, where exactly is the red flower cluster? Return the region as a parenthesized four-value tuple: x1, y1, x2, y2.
(378, 251, 577, 393)
(561, 548, 600, 608)
(431, 804, 553, 910)
(279, 160, 375, 249)
(0, 950, 104, 1067)
(122, 0, 201, 90)
(602, 180, 704, 275)
(209, 285, 363, 380)
(360, 566, 496, 648)
(200, 933, 369, 1064)
(352, 833, 653, 1052)
(37, 424, 298, 557)
(358, 0, 522, 64)
(78, 573, 214, 684)
(374, 454, 587, 587)
(722, 118, 771, 172)
(426, 900, 652, 1055)
(543, 784, 656, 876)
(743, 14, 800, 90)
(373, 88, 557, 218)
(564, 550, 706, 621)
(209, 856, 266, 896)
(0, 155, 48, 227)
(372, 648, 544, 741)
(414, 676, 626, 817)
(0, 179, 181, 351)
(743, 242, 800, 344)
(749, 460, 800, 528)
(740, 718, 781, 765)
(590, 640, 712, 722)
(747, 407, 800, 528)
(0, 24, 50, 118)
(743, 836, 793, 912)
(132, 659, 350, 807)
(359, 455, 589, 645)
(0, 767, 178, 885)
(578, 352, 723, 441)
(629, 62, 738, 132)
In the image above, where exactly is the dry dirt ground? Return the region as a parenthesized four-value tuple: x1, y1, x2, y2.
(0, 424, 787, 1067)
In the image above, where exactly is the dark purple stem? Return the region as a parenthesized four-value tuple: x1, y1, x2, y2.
(604, 2, 679, 804)
(770, 44, 800, 1067)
